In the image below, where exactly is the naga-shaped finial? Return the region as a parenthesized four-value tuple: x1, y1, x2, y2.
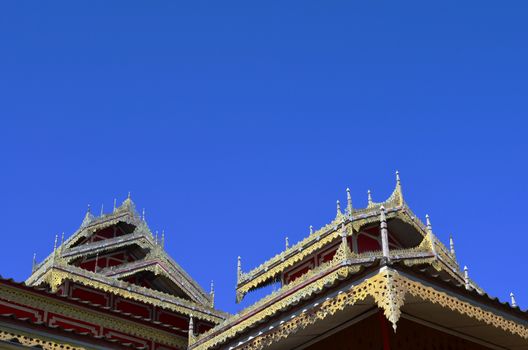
(510, 292, 517, 307)
(346, 188, 353, 214)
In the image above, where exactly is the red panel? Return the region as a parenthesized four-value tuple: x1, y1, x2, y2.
(358, 234, 380, 253)
(115, 299, 151, 318)
(71, 286, 109, 306)
(0, 300, 42, 322)
(103, 328, 149, 348)
(157, 310, 188, 329)
(48, 313, 100, 335)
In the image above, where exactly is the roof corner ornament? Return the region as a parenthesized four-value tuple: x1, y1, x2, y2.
(309, 225, 314, 235)
(510, 292, 517, 307)
(395, 170, 404, 205)
(81, 204, 95, 227)
(380, 206, 390, 262)
(464, 265, 470, 290)
(336, 200, 342, 218)
(425, 214, 437, 257)
(52, 234, 58, 261)
(210, 280, 215, 308)
(367, 190, 373, 207)
(32, 253, 37, 273)
(346, 187, 353, 215)
(237, 256, 243, 282)
(285, 236, 289, 250)
(449, 235, 456, 258)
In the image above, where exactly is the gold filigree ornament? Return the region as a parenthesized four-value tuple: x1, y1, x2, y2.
(0, 330, 85, 350)
(192, 268, 528, 350)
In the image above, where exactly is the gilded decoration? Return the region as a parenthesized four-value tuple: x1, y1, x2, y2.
(0, 284, 188, 349)
(0, 329, 85, 350)
(193, 268, 528, 350)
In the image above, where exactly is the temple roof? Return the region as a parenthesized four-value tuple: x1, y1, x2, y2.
(235, 172, 472, 302)
(26, 195, 227, 324)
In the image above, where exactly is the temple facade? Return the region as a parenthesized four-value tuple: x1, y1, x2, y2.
(0, 173, 526, 349)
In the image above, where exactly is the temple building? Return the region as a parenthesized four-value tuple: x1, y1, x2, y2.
(0, 173, 527, 349)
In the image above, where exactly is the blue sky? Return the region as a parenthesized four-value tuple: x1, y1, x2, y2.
(0, 1, 526, 313)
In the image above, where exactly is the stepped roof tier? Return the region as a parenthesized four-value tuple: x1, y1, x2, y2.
(27, 195, 227, 324)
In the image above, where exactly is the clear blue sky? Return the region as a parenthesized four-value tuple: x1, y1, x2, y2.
(0, 1, 526, 313)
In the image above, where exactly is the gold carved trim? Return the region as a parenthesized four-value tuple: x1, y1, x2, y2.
(193, 268, 528, 350)
(0, 283, 187, 349)
(0, 329, 85, 350)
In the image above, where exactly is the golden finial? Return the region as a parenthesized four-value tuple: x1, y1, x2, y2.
(100, 204, 104, 217)
(113, 198, 117, 212)
(510, 292, 517, 307)
(32, 253, 37, 272)
(336, 200, 342, 216)
(367, 190, 373, 206)
(285, 236, 289, 250)
(310, 225, 314, 234)
(346, 188, 353, 214)
(161, 230, 165, 248)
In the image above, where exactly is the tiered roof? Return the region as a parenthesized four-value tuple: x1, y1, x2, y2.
(27, 195, 227, 324)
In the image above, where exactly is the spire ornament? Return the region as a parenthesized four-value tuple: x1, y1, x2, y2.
(210, 280, 215, 308)
(161, 230, 165, 248)
(32, 253, 37, 273)
(336, 200, 342, 217)
(142, 208, 146, 221)
(285, 236, 289, 250)
(237, 256, 242, 281)
(449, 235, 456, 257)
(309, 225, 314, 235)
(346, 188, 353, 214)
(464, 266, 470, 290)
(425, 214, 437, 257)
(113, 198, 117, 212)
(100, 204, 104, 217)
(367, 190, 373, 207)
(81, 204, 95, 227)
(510, 292, 517, 307)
